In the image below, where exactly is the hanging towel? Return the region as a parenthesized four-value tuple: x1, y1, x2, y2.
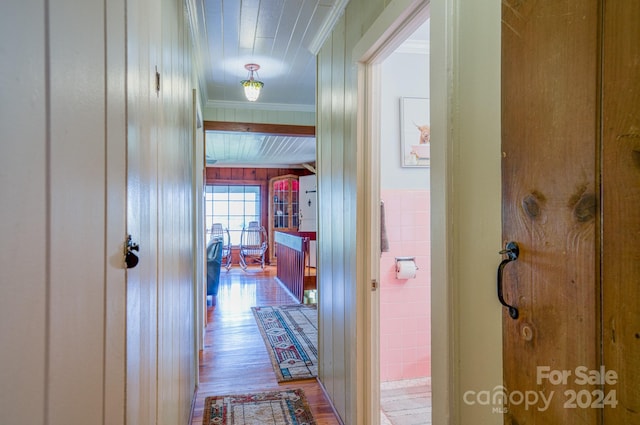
(380, 201, 389, 253)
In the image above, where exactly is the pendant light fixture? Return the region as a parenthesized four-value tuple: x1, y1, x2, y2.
(240, 63, 264, 102)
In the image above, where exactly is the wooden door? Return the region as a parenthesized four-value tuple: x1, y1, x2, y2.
(503, 1, 640, 423)
(501, 0, 600, 423)
(601, 1, 640, 423)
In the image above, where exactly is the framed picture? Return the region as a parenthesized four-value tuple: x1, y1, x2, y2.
(400, 97, 430, 167)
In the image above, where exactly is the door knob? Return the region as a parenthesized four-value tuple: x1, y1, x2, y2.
(125, 234, 140, 269)
(497, 241, 519, 319)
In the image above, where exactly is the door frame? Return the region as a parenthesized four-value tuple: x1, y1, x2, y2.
(353, 1, 437, 424)
(355, 0, 506, 424)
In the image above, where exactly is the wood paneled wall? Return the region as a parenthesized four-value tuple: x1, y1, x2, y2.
(202, 106, 315, 126)
(317, 2, 384, 423)
(126, 0, 199, 424)
(0, 1, 129, 424)
(0, 1, 200, 424)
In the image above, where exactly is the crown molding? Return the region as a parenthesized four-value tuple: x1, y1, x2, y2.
(205, 99, 315, 113)
(307, 0, 349, 55)
(184, 0, 210, 103)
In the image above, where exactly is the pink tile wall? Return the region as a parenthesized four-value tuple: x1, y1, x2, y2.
(380, 189, 431, 381)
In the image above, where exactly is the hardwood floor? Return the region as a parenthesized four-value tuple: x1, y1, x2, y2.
(190, 266, 342, 425)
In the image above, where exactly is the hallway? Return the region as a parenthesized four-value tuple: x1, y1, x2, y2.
(190, 266, 341, 424)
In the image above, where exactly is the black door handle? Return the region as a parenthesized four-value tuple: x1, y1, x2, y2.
(497, 241, 519, 319)
(125, 234, 140, 269)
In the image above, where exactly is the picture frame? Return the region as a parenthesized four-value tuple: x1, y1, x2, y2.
(400, 97, 430, 167)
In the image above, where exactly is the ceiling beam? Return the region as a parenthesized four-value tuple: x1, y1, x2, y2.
(203, 121, 315, 137)
(301, 163, 317, 174)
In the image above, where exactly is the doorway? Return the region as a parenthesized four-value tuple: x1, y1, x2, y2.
(354, 0, 506, 423)
(199, 122, 317, 317)
(353, 2, 432, 424)
(378, 19, 432, 425)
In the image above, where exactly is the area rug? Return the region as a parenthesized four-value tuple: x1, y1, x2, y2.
(251, 304, 318, 382)
(203, 389, 316, 425)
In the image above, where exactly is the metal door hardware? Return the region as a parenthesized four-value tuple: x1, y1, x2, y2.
(497, 241, 519, 319)
(125, 234, 140, 269)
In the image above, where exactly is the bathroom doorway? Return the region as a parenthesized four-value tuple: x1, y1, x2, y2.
(377, 18, 431, 425)
(352, 1, 432, 423)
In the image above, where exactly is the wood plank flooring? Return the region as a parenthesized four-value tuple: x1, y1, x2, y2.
(190, 266, 342, 425)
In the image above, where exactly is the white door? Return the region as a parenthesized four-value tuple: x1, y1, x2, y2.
(299, 174, 317, 232)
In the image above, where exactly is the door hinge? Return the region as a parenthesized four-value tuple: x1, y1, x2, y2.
(371, 279, 378, 291)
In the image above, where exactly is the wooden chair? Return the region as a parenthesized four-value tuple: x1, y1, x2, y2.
(239, 225, 268, 270)
(210, 223, 232, 270)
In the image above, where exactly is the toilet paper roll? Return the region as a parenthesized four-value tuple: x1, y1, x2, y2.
(396, 260, 417, 279)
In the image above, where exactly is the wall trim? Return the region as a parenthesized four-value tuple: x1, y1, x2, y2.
(184, 0, 209, 103)
(353, 0, 431, 64)
(317, 375, 346, 425)
(395, 39, 430, 55)
(430, 0, 456, 422)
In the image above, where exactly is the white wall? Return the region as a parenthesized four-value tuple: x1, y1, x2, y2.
(381, 49, 430, 190)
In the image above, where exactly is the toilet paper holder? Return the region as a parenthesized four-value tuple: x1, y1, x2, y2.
(395, 256, 418, 278)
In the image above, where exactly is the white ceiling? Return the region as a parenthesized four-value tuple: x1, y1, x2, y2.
(206, 132, 316, 167)
(189, 0, 428, 167)
(191, 0, 348, 109)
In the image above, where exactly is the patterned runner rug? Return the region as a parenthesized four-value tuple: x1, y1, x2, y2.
(203, 389, 316, 425)
(251, 304, 318, 382)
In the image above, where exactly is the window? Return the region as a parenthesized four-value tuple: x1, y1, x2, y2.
(205, 185, 261, 245)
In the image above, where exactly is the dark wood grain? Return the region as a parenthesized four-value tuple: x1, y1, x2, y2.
(502, 0, 599, 423)
(190, 267, 342, 425)
(203, 121, 315, 136)
(274, 232, 307, 302)
(602, 1, 640, 423)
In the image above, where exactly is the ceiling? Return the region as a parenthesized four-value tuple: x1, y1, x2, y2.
(191, 0, 350, 108)
(188, 0, 428, 168)
(205, 132, 317, 167)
